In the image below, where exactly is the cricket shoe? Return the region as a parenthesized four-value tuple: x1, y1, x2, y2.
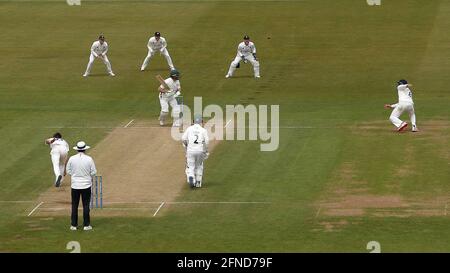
(195, 181, 202, 188)
(255, 75, 261, 78)
(159, 120, 164, 126)
(70, 226, 77, 231)
(397, 122, 408, 132)
(83, 226, 93, 231)
(188, 177, 195, 188)
(225, 74, 231, 78)
(55, 175, 62, 187)
(412, 125, 419, 132)
(83, 73, 89, 77)
(109, 72, 115, 77)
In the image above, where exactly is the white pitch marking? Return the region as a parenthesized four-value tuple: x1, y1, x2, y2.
(224, 119, 232, 128)
(315, 206, 322, 218)
(27, 202, 44, 217)
(153, 202, 165, 217)
(124, 119, 134, 128)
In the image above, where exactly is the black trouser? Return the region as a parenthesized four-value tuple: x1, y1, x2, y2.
(71, 187, 91, 227)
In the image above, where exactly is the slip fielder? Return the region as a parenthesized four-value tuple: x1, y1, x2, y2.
(141, 32, 175, 71)
(226, 35, 260, 78)
(83, 35, 115, 77)
(45, 132, 69, 187)
(182, 115, 209, 188)
(157, 69, 182, 127)
(384, 79, 418, 132)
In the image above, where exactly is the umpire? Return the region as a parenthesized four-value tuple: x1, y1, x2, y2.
(66, 141, 97, 231)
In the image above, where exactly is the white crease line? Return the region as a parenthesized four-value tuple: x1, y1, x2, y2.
(124, 119, 134, 128)
(315, 206, 322, 218)
(27, 202, 44, 217)
(153, 202, 165, 217)
(224, 119, 232, 128)
(102, 201, 271, 204)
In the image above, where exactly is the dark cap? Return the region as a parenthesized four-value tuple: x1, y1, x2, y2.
(155, 32, 161, 37)
(243, 35, 250, 40)
(99, 34, 105, 40)
(397, 79, 408, 85)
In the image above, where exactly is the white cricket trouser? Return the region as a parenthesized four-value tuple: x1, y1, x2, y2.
(50, 148, 68, 182)
(185, 151, 205, 184)
(141, 48, 174, 70)
(227, 54, 260, 77)
(159, 94, 181, 126)
(389, 102, 416, 128)
(84, 54, 113, 75)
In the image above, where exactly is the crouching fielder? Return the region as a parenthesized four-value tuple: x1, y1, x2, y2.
(158, 69, 182, 126)
(182, 115, 209, 188)
(384, 79, 418, 132)
(226, 35, 260, 78)
(83, 35, 115, 77)
(141, 32, 175, 71)
(45, 132, 69, 187)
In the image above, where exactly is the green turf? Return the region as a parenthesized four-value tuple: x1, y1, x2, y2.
(0, 0, 449, 252)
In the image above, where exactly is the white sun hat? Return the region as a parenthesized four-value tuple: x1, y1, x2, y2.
(73, 141, 90, 151)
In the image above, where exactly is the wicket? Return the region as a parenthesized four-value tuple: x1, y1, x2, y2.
(91, 175, 103, 209)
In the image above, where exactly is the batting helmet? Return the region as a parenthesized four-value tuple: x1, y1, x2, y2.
(170, 69, 180, 78)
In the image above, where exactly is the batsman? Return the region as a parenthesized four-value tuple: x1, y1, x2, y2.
(157, 69, 182, 127)
(182, 115, 209, 188)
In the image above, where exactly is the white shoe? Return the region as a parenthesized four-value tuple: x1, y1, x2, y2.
(83, 226, 92, 231)
(70, 226, 77, 231)
(159, 121, 164, 126)
(83, 73, 88, 77)
(109, 72, 115, 77)
(412, 125, 419, 132)
(255, 75, 261, 78)
(140, 68, 145, 71)
(225, 74, 231, 78)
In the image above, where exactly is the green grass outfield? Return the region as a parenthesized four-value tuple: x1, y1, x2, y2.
(0, 0, 449, 252)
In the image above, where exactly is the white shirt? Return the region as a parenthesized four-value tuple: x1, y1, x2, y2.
(49, 138, 69, 154)
(237, 41, 256, 57)
(397, 84, 414, 104)
(91, 41, 108, 57)
(148, 36, 167, 51)
(182, 124, 209, 153)
(160, 77, 181, 98)
(66, 153, 97, 189)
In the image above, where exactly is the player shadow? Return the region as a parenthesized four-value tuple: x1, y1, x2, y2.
(230, 75, 255, 79)
(86, 74, 111, 77)
(142, 67, 171, 72)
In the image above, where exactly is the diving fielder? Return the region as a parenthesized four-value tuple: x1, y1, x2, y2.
(45, 132, 70, 187)
(384, 79, 418, 132)
(141, 32, 175, 71)
(83, 35, 115, 77)
(182, 115, 209, 188)
(158, 69, 182, 127)
(226, 35, 260, 78)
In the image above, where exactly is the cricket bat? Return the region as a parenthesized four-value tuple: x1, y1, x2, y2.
(156, 75, 170, 92)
